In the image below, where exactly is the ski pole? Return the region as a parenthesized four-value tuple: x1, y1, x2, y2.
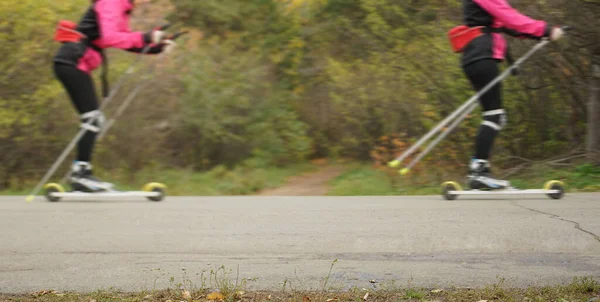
(97, 80, 149, 140)
(401, 102, 479, 175)
(25, 24, 173, 203)
(389, 38, 552, 174)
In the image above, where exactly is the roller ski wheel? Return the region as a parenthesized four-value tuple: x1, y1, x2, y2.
(544, 180, 565, 200)
(142, 182, 167, 202)
(43, 183, 65, 202)
(442, 181, 462, 200)
(440, 180, 566, 200)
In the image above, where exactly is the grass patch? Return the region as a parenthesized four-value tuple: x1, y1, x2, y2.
(509, 163, 600, 193)
(0, 161, 317, 196)
(327, 163, 441, 196)
(111, 162, 317, 196)
(328, 161, 600, 196)
(2, 277, 599, 302)
(4, 158, 598, 197)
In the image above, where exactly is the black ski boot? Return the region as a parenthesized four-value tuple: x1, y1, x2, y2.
(467, 159, 510, 190)
(69, 161, 114, 192)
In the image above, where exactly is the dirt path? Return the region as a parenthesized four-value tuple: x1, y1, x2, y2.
(259, 165, 345, 196)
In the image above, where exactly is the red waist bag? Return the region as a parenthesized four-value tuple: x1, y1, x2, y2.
(54, 20, 85, 43)
(448, 25, 484, 53)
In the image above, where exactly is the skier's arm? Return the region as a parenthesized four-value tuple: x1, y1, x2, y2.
(473, 0, 550, 38)
(95, 0, 145, 49)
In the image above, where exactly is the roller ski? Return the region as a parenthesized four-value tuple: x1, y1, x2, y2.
(440, 159, 565, 200)
(441, 180, 565, 201)
(43, 182, 167, 203)
(41, 161, 167, 202)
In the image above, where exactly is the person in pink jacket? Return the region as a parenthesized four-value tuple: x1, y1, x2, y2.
(460, 0, 564, 190)
(53, 0, 174, 192)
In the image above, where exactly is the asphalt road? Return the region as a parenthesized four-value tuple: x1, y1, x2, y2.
(1, 193, 599, 293)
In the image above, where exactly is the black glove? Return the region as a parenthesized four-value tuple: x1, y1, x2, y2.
(143, 28, 166, 44)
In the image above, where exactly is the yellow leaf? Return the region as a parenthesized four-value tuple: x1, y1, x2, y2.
(207, 292, 224, 301)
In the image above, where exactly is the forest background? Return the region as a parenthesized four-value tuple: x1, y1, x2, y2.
(1, 0, 599, 195)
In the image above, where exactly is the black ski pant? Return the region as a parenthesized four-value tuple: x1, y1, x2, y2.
(53, 63, 100, 163)
(463, 59, 505, 161)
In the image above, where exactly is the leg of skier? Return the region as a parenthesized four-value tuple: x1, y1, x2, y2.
(463, 58, 510, 190)
(53, 62, 114, 192)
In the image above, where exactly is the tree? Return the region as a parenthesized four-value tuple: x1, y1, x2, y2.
(563, 0, 600, 154)
(589, 55, 600, 154)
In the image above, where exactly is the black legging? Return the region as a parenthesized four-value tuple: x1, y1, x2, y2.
(53, 63, 99, 162)
(463, 59, 503, 160)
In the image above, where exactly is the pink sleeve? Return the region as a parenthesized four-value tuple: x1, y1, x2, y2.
(95, 0, 145, 49)
(473, 0, 548, 37)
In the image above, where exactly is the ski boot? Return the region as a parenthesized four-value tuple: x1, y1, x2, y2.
(69, 161, 114, 193)
(467, 159, 510, 190)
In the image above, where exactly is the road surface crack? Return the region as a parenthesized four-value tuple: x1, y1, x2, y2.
(513, 202, 600, 244)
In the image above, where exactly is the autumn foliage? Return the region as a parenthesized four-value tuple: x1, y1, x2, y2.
(0, 0, 598, 189)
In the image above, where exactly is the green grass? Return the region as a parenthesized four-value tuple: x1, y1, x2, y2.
(327, 163, 442, 196)
(328, 162, 600, 196)
(509, 163, 600, 192)
(4, 159, 599, 197)
(109, 162, 317, 196)
(0, 161, 317, 196)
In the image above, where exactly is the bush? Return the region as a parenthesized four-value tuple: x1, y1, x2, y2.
(172, 38, 312, 169)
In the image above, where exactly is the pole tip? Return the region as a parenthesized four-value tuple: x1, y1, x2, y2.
(388, 160, 401, 168)
(25, 195, 35, 203)
(399, 168, 410, 176)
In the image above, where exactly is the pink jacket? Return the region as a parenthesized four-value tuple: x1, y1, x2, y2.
(471, 0, 548, 60)
(77, 0, 146, 73)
